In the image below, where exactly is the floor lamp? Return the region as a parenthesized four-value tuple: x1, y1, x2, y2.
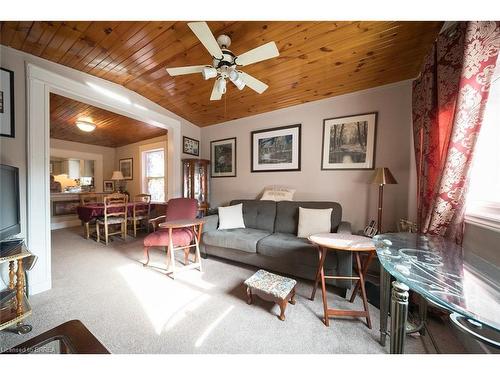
(371, 167, 398, 234)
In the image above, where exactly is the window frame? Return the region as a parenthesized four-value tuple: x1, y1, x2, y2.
(140, 142, 167, 203)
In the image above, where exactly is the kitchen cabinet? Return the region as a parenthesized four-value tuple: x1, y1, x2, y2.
(66, 160, 80, 179)
(80, 160, 94, 177)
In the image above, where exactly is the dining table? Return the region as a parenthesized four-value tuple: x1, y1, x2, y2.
(76, 202, 159, 239)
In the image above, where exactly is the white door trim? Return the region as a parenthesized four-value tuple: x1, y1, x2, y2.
(26, 62, 181, 295)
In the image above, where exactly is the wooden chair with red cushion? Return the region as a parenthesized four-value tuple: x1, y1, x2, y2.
(143, 198, 202, 277)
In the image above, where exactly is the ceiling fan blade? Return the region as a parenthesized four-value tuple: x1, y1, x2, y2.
(240, 72, 269, 94)
(166, 65, 206, 76)
(236, 41, 279, 66)
(210, 80, 223, 101)
(188, 22, 223, 59)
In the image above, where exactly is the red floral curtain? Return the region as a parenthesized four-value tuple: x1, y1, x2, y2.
(413, 21, 500, 243)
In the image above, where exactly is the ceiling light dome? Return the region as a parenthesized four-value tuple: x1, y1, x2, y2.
(76, 120, 96, 132)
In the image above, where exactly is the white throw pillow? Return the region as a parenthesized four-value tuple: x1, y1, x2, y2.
(218, 203, 246, 230)
(261, 187, 295, 201)
(297, 207, 333, 238)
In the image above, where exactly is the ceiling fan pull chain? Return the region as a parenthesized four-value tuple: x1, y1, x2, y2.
(224, 93, 227, 118)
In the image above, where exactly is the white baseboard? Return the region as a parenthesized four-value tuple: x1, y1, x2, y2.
(50, 219, 81, 230)
(29, 279, 52, 295)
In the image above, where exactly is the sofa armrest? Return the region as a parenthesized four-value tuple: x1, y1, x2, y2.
(337, 221, 352, 234)
(203, 214, 219, 233)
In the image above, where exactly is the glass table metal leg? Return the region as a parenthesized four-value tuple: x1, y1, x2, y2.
(379, 264, 391, 346)
(390, 281, 409, 354)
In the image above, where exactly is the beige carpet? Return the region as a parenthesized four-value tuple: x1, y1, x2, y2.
(0, 227, 466, 354)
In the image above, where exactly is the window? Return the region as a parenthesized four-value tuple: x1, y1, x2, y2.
(466, 60, 500, 227)
(142, 149, 165, 202)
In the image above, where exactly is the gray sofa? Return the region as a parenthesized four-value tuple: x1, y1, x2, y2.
(201, 199, 353, 291)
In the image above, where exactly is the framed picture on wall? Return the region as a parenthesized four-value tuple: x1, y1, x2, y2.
(251, 124, 301, 172)
(210, 137, 237, 177)
(321, 112, 377, 170)
(103, 180, 115, 193)
(119, 158, 133, 180)
(183, 136, 200, 156)
(0, 68, 15, 138)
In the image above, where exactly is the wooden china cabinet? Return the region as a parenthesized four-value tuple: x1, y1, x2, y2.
(182, 159, 210, 216)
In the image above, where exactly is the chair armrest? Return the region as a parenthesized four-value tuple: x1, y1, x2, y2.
(202, 214, 219, 233)
(337, 221, 352, 234)
(148, 215, 166, 232)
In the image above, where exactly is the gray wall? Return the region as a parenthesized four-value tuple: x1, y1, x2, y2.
(201, 81, 414, 232)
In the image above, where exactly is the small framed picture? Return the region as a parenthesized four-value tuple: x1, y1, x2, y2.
(251, 124, 301, 172)
(321, 112, 377, 170)
(103, 180, 115, 193)
(183, 136, 200, 156)
(119, 158, 133, 180)
(0, 68, 15, 138)
(211, 137, 237, 178)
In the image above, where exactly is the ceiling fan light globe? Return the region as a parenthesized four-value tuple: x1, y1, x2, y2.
(234, 77, 246, 90)
(228, 69, 239, 81)
(202, 67, 217, 80)
(216, 78, 227, 94)
(217, 34, 231, 48)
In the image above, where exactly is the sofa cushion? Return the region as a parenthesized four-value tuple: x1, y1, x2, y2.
(297, 207, 333, 238)
(218, 203, 245, 230)
(256, 233, 338, 269)
(230, 200, 276, 232)
(203, 228, 271, 253)
(275, 201, 342, 235)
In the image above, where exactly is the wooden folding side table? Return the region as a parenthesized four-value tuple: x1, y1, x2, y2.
(308, 233, 376, 328)
(145, 218, 204, 279)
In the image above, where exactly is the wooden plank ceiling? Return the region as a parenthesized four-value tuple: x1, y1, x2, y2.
(50, 93, 166, 147)
(1, 21, 442, 127)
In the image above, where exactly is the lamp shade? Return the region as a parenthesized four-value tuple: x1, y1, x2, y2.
(371, 167, 397, 185)
(111, 171, 124, 180)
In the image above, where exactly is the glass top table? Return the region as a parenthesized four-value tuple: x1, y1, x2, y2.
(374, 232, 500, 353)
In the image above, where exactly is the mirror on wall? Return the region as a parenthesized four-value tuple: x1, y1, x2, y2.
(50, 156, 95, 193)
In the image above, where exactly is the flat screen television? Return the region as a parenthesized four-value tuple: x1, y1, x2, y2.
(0, 164, 21, 241)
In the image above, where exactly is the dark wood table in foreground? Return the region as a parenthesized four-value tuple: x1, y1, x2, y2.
(2, 320, 110, 354)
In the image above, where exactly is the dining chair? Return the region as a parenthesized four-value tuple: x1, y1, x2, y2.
(79, 193, 101, 205)
(144, 198, 199, 273)
(79, 193, 102, 239)
(96, 193, 128, 245)
(128, 194, 151, 237)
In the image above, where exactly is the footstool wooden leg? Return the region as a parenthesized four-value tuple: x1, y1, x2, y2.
(289, 288, 296, 305)
(278, 299, 287, 321)
(246, 287, 253, 304)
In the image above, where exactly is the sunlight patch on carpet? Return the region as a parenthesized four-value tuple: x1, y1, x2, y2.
(118, 263, 210, 335)
(195, 305, 234, 347)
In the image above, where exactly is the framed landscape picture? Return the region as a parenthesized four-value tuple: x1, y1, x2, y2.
(119, 158, 133, 180)
(211, 137, 236, 177)
(321, 112, 377, 170)
(0, 68, 15, 138)
(183, 136, 200, 156)
(251, 124, 301, 172)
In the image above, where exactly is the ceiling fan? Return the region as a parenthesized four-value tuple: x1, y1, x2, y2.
(166, 22, 280, 101)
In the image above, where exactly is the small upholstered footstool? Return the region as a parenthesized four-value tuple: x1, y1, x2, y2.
(244, 269, 297, 321)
